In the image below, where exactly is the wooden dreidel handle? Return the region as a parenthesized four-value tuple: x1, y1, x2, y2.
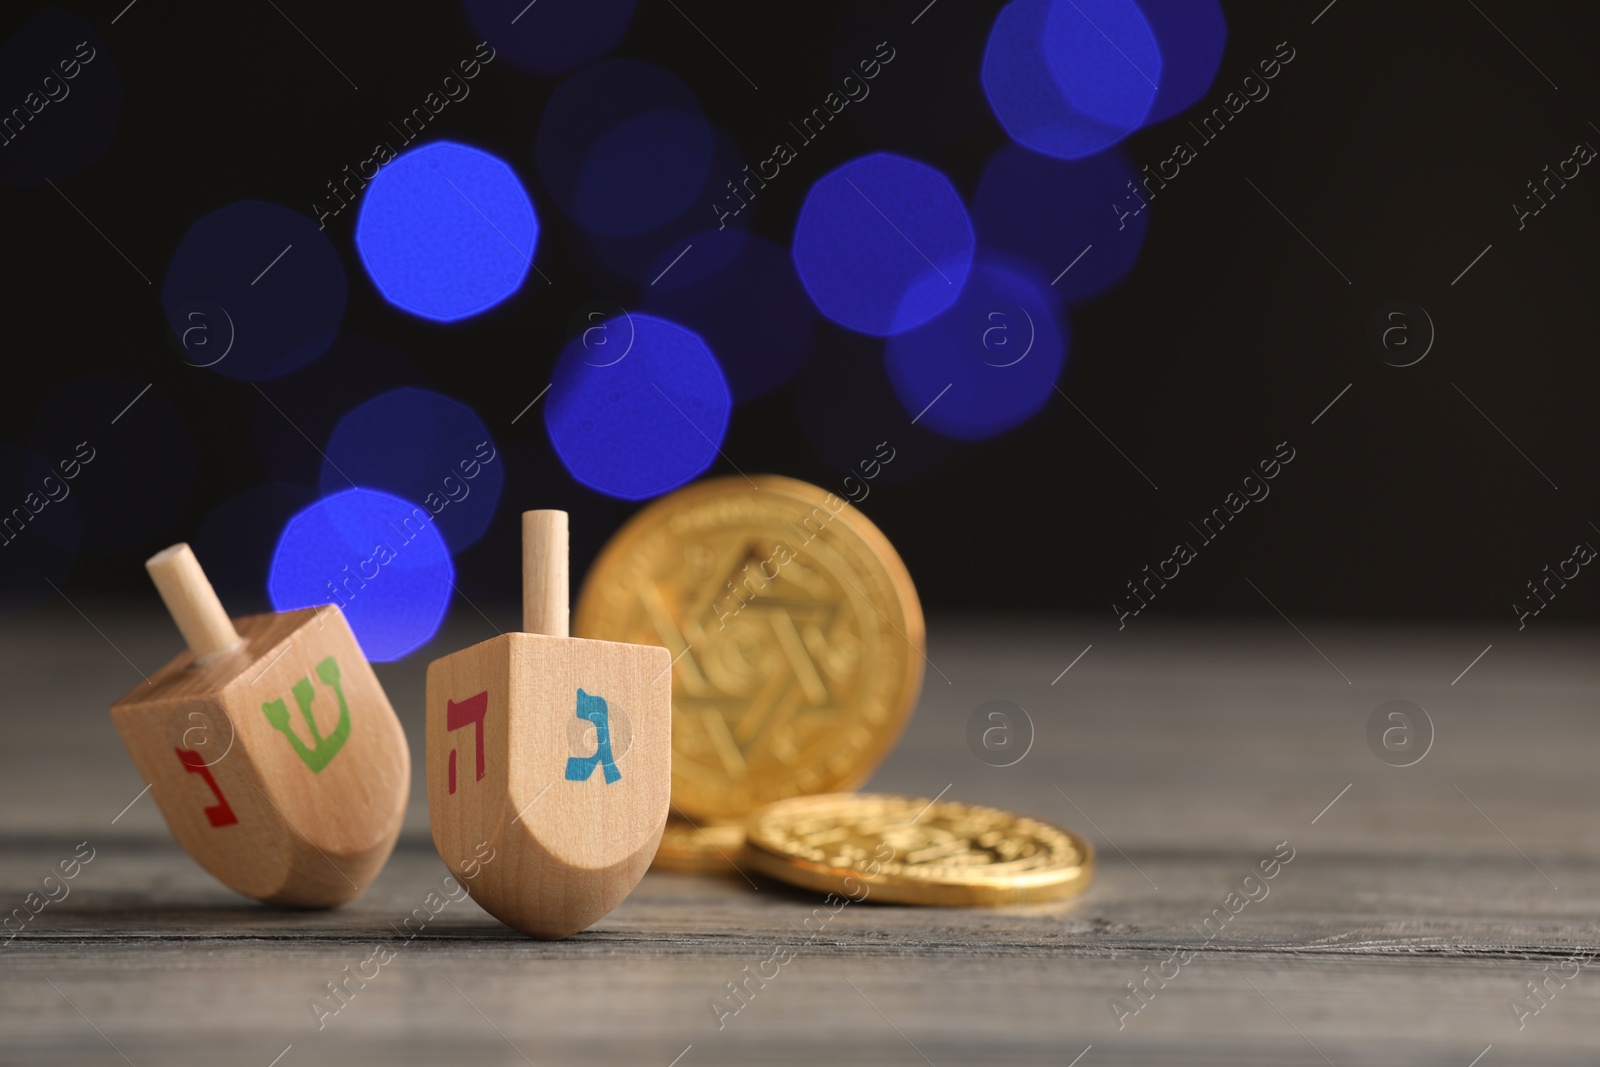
(146, 544, 245, 661)
(522, 509, 569, 638)
(426, 510, 672, 939)
(109, 543, 410, 907)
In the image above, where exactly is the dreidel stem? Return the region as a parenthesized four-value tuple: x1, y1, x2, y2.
(522, 510, 569, 638)
(145, 543, 244, 660)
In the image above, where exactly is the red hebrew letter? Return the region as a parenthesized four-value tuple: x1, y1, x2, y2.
(446, 691, 489, 795)
(175, 747, 238, 827)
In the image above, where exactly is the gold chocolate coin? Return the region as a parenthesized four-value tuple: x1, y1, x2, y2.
(743, 793, 1093, 906)
(574, 475, 924, 822)
(650, 817, 746, 873)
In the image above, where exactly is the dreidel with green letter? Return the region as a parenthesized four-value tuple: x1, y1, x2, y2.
(426, 510, 671, 938)
(109, 543, 409, 906)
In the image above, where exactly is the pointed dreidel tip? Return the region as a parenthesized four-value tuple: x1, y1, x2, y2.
(145, 542, 244, 661)
(521, 510, 569, 638)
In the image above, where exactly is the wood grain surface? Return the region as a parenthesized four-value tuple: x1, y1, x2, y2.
(6, 604, 1600, 1064)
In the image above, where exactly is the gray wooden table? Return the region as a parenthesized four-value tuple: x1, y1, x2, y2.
(4, 603, 1598, 1065)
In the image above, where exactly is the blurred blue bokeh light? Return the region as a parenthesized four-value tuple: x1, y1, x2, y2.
(1138, 0, 1227, 123)
(982, 0, 1160, 159)
(583, 124, 750, 287)
(320, 388, 503, 553)
(0, 7, 123, 188)
(885, 257, 1066, 441)
(460, 0, 634, 77)
(269, 488, 454, 662)
(643, 235, 816, 401)
(537, 60, 712, 238)
(1045, 0, 1161, 129)
(163, 201, 347, 381)
(545, 313, 730, 501)
(975, 143, 1149, 306)
(355, 141, 537, 322)
(792, 153, 974, 336)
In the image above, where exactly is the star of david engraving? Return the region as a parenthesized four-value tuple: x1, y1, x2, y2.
(642, 540, 857, 779)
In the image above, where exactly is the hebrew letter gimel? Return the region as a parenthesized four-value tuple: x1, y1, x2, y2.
(565, 689, 620, 784)
(260, 656, 351, 774)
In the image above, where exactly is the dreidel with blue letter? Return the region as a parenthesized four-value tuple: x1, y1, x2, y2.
(109, 543, 409, 906)
(425, 510, 671, 939)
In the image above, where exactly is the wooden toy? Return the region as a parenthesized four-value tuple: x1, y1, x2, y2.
(109, 544, 409, 907)
(426, 510, 671, 939)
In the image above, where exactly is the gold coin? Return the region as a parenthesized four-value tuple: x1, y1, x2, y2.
(743, 793, 1094, 906)
(650, 817, 746, 873)
(574, 475, 924, 822)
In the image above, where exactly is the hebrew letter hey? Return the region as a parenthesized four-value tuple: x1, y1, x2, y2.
(446, 690, 489, 795)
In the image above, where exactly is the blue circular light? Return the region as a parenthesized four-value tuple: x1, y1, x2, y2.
(0, 7, 123, 188)
(30, 376, 194, 556)
(1044, 0, 1162, 128)
(982, 0, 1160, 160)
(163, 201, 348, 381)
(355, 141, 538, 322)
(583, 124, 752, 287)
(792, 152, 975, 336)
(643, 235, 816, 401)
(885, 257, 1066, 441)
(460, 0, 634, 77)
(1138, 0, 1227, 123)
(544, 313, 730, 501)
(576, 112, 708, 235)
(268, 488, 454, 662)
(537, 60, 712, 238)
(320, 388, 503, 553)
(974, 143, 1149, 306)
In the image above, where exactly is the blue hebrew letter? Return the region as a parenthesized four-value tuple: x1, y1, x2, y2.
(565, 689, 620, 784)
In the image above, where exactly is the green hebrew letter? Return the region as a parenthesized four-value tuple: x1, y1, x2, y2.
(261, 656, 352, 773)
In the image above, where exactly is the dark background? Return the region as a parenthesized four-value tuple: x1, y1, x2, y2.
(2, 0, 1596, 629)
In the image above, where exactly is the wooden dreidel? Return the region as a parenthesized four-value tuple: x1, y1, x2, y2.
(109, 544, 409, 907)
(426, 510, 671, 939)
